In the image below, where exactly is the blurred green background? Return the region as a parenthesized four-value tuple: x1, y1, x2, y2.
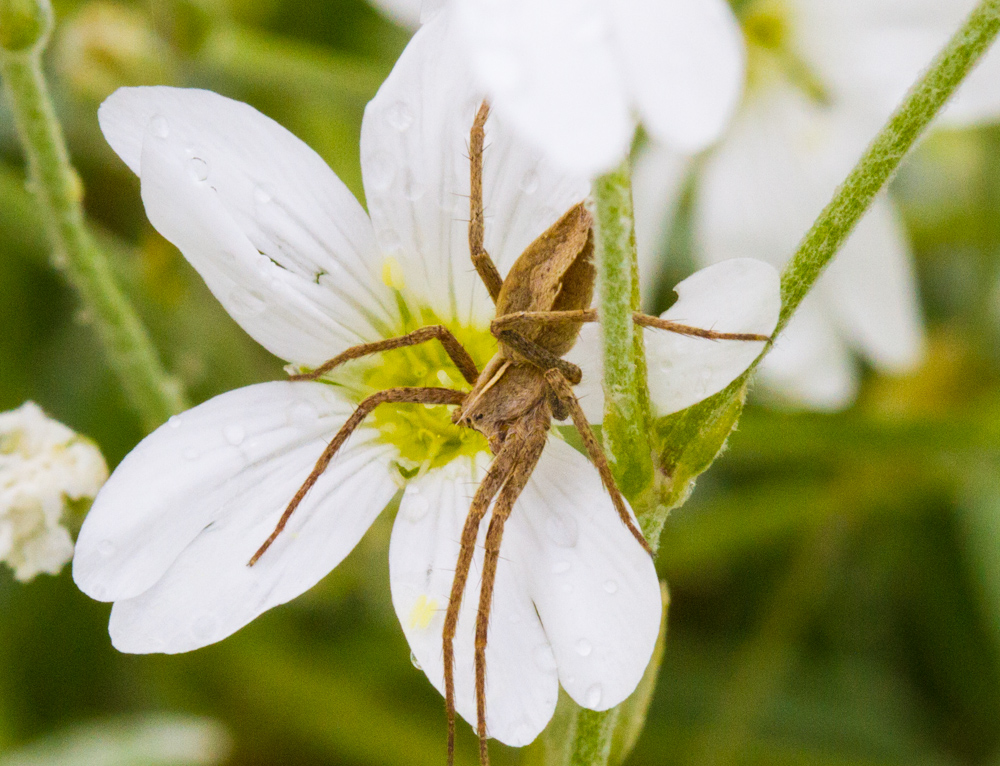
(4, 1, 1000, 764)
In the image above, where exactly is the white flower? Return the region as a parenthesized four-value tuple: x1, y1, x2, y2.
(72, 14, 779, 748)
(636, 0, 1000, 410)
(0, 402, 107, 582)
(370, 0, 746, 174)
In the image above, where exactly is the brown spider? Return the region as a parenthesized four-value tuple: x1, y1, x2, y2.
(247, 102, 767, 765)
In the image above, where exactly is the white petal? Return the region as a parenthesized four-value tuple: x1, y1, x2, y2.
(453, 0, 632, 174)
(563, 323, 605, 425)
(100, 87, 396, 367)
(821, 197, 924, 371)
(389, 456, 558, 746)
(758, 297, 858, 411)
(509, 438, 660, 711)
(645, 259, 780, 417)
(614, 0, 744, 153)
(794, 0, 1000, 127)
(73, 382, 399, 652)
(361, 13, 590, 327)
(632, 142, 692, 310)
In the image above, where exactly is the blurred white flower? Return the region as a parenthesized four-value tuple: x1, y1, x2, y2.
(72, 13, 778, 748)
(369, 0, 746, 174)
(0, 402, 107, 582)
(636, 0, 1000, 410)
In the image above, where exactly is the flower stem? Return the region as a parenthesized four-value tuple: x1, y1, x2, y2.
(776, 0, 1000, 334)
(592, 158, 654, 500)
(0, 13, 187, 431)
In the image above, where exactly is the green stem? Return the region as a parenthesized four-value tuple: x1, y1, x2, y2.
(776, 0, 1000, 334)
(0, 39, 186, 430)
(593, 158, 654, 500)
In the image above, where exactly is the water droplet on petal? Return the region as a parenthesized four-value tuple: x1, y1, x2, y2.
(224, 424, 246, 446)
(97, 540, 115, 557)
(603, 579, 618, 594)
(150, 114, 169, 138)
(575, 639, 592, 657)
(386, 101, 414, 131)
(183, 447, 199, 461)
(545, 515, 579, 548)
(405, 494, 430, 521)
(404, 179, 426, 201)
(253, 185, 272, 205)
(189, 157, 209, 182)
(585, 684, 603, 708)
(228, 290, 267, 317)
(551, 561, 571, 574)
(288, 400, 319, 427)
(533, 645, 557, 671)
(366, 152, 396, 191)
(519, 170, 539, 194)
(191, 613, 219, 642)
(410, 650, 422, 670)
(167, 415, 182, 429)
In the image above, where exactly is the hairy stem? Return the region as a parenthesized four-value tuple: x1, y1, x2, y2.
(0, 30, 186, 430)
(592, 158, 654, 500)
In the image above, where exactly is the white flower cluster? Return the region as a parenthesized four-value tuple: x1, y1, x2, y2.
(1, 402, 107, 582)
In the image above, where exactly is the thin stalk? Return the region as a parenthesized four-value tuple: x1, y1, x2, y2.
(592, 158, 654, 500)
(0, 42, 186, 430)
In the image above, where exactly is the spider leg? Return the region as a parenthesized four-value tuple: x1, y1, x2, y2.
(493, 329, 582, 385)
(469, 101, 503, 303)
(492, 308, 771, 343)
(473, 408, 549, 765)
(290, 326, 480, 385)
(544, 369, 653, 556)
(443, 435, 520, 766)
(248, 386, 465, 567)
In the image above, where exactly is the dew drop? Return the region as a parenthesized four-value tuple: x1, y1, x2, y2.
(519, 170, 539, 195)
(253, 185, 272, 205)
(191, 613, 219, 641)
(533, 644, 557, 671)
(150, 114, 170, 138)
(97, 539, 115, 557)
(228, 290, 267, 317)
(366, 152, 396, 191)
(404, 179, 426, 201)
(545, 515, 579, 548)
(575, 639, 592, 657)
(386, 101, 414, 131)
(183, 447, 199, 461)
(405, 494, 430, 521)
(551, 560, 571, 574)
(188, 157, 209, 182)
(410, 650, 422, 670)
(585, 684, 603, 708)
(224, 424, 246, 446)
(603, 579, 618, 594)
(288, 400, 319, 427)
(167, 415, 182, 429)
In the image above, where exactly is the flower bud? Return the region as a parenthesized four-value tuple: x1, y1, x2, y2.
(0, 0, 53, 54)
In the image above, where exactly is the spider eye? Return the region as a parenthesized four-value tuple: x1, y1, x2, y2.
(474, 413, 483, 421)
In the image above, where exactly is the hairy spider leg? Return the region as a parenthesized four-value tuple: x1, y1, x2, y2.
(473, 404, 549, 766)
(247, 386, 466, 567)
(289, 325, 480, 385)
(543, 368, 652, 555)
(469, 100, 504, 303)
(443, 435, 523, 766)
(492, 308, 772, 343)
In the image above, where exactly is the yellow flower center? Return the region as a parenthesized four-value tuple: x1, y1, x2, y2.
(315, 275, 495, 473)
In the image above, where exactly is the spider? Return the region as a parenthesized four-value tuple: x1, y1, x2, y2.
(247, 102, 768, 766)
